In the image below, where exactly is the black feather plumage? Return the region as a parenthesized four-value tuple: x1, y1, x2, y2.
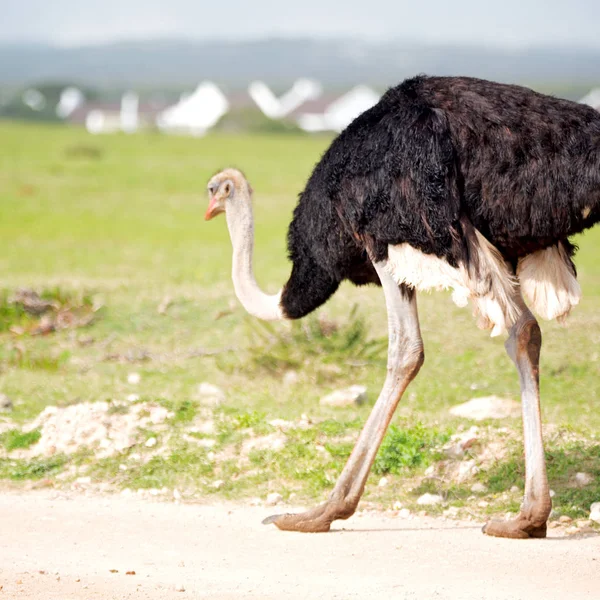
(280, 75, 600, 319)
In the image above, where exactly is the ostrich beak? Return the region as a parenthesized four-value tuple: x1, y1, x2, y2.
(205, 196, 224, 221)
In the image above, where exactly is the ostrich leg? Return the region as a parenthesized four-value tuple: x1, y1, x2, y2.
(483, 298, 551, 538)
(264, 261, 424, 532)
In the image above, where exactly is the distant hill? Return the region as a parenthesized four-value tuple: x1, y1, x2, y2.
(1, 38, 599, 93)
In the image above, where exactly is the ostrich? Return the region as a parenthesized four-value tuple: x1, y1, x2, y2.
(205, 76, 600, 539)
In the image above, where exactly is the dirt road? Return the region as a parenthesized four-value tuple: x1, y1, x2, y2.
(1, 491, 598, 599)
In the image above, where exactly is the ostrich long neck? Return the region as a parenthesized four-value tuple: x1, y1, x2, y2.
(225, 193, 285, 321)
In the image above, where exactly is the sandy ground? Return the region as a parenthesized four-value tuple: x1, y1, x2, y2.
(1, 491, 599, 599)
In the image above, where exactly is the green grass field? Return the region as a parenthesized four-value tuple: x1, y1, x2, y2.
(0, 121, 598, 520)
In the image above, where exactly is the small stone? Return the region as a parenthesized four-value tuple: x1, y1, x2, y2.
(127, 373, 141, 385)
(576, 519, 592, 529)
(76, 476, 91, 485)
(589, 502, 600, 523)
(189, 420, 216, 435)
(392, 501, 403, 510)
(398, 508, 411, 518)
(416, 493, 443, 506)
(443, 506, 459, 517)
(470, 482, 487, 494)
(559, 515, 573, 524)
(477, 500, 489, 508)
(175, 582, 185, 592)
(320, 385, 367, 408)
(249, 497, 262, 506)
(444, 443, 464, 459)
(449, 396, 520, 420)
(121, 488, 132, 497)
(456, 460, 477, 482)
(378, 477, 388, 487)
(266, 492, 283, 506)
(283, 371, 299, 386)
(565, 526, 580, 535)
(424, 465, 435, 476)
(0, 394, 13, 412)
(197, 382, 225, 406)
(549, 489, 556, 498)
(211, 480, 224, 490)
(145, 437, 157, 448)
(126, 394, 139, 402)
(510, 485, 520, 494)
(173, 489, 182, 500)
(574, 472, 594, 487)
(119, 464, 127, 471)
(149, 488, 159, 496)
(548, 521, 561, 529)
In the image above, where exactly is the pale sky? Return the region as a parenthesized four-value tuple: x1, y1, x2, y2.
(2, 0, 600, 48)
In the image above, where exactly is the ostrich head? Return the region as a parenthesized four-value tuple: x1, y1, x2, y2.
(205, 168, 252, 221)
(204, 167, 284, 321)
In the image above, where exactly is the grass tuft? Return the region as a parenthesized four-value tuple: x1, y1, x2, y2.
(374, 422, 451, 475)
(0, 428, 41, 451)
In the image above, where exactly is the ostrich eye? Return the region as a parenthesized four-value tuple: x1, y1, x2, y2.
(224, 183, 231, 195)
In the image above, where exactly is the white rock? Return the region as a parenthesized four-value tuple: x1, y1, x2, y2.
(424, 465, 435, 476)
(126, 394, 139, 402)
(195, 438, 216, 448)
(550, 489, 556, 498)
(76, 476, 91, 485)
(211, 480, 224, 490)
(197, 382, 225, 406)
(175, 583, 185, 592)
(477, 500, 489, 508)
(392, 501, 403, 510)
(590, 502, 600, 523)
(283, 371, 299, 386)
(173, 489, 182, 500)
(416, 493, 444, 506)
(443, 506, 460, 517)
(145, 437, 157, 448)
(456, 460, 478, 482)
(188, 420, 215, 435)
(266, 492, 283, 506)
(378, 477, 388, 487)
(574, 472, 594, 487)
(119, 464, 127, 471)
(398, 508, 411, 518)
(470, 482, 487, 494)
(510, 485, 520, 494)
(24, 400, 172, 458)
(320, 385, 367, 408)
(127, 373, 141, 385)
(444, 443, 465, 459)
(449, 396, 520, 420)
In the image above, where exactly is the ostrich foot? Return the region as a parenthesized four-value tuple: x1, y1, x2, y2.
(263, 501, 353, 533)
(482, 514, 547, 539)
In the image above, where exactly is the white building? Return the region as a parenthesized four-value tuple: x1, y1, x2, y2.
(294, 85, 380, 133)
(579, 88, 600, 110)
(249, 79, 322, 119)
(156, 82, 229, 136)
